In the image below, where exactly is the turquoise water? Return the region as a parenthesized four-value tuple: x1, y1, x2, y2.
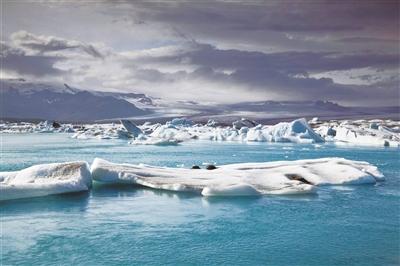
(1, 134, 399, 266)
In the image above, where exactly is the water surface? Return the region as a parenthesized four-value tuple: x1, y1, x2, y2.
(1, 134, 399, 265)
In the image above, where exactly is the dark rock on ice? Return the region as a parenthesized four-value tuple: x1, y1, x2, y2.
(206, 165, 217, 170)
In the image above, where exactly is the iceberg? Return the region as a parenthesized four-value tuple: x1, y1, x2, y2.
(188, 118, 324, 144)
(3, 118, 398, 147)
(167, 118, 194, 127)
(0, 162, 92, 201)
(132, 124, 195, 144)
(315, 120, 400, 147)
(90, 157, 383, 197)
(263, 118, 325, 143)
(335, 125, 399, 147)
(234, 118, 325, 143)
(120, 119, 143, 137)
(70, 124, 132, 140)
(232, 118, 257, 129)
(0, 121, 75, 134)
(206, 119, 220, 127)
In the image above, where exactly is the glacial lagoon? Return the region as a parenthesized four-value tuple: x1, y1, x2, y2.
(1, 133, 399, 265)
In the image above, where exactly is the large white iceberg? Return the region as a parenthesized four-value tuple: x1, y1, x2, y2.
(315, 120, 400, 147)
(0, 162, 92, 201)
(245, 118, 325, 143)
(334, 125, 399, 147)
(90, 157, 383, 197)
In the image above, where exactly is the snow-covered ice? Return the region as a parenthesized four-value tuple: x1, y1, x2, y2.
(2, 118, 399, 147)
(315, 119, 400, 147)
(0, 121, 75, 134)
(167, 118, 194, 127)
(0, 156, 385, 200)
(0, 161, 92, 201)
(147, 118, 325, 144)
(245, 118, 325, 143)
(90, 157, 384, 196)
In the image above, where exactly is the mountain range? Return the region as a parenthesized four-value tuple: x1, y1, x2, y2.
(1, 79, 398, 123)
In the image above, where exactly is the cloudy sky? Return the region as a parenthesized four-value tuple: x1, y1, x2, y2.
(1, 0, 399, 106)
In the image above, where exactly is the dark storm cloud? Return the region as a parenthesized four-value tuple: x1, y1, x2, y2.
(138, 43, 398, 73)
(122, 1, 399, 52)
(2, 0, 399, 105)
(336, 37, 399, 44)
(126, 1, 398, 32)
(229, 66, 397, 103)
(121, 42, 399, 103)
(1, 42, 64, 77)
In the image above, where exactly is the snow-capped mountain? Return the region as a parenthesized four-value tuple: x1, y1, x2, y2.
(1, 79, 152, 122)
(1, 79, 398, 123)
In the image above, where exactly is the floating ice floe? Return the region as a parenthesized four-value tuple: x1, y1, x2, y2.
(0, 162, 92, 201)
(128, 124, 192, 145)
(246, 118, 325, 143)
(315, 120, 400, 147)
(0, 120, 75, 134)
(136, 118, 323, 144)
(90, 157, 384, 197)
(167, 118, 194, 127)
(71, 123, 130, 140)
(2, 118, 399, 147)
(69, 118, 326, 144)
(0, 157, 385, 200)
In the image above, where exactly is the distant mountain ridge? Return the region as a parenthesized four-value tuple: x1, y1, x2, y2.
(1, 79, 152, 122)
(1, 79, 398, 122)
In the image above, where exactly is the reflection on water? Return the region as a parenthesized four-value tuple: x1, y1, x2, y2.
(1, 191, 90, 213)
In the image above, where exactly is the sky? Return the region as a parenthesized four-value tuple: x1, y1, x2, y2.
(1, 0, 399, 106)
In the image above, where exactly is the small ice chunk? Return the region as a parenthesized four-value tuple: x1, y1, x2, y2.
(232, 118, 258, 130)
(206, 119, 220, 127)
(167, 118, 194, 127)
